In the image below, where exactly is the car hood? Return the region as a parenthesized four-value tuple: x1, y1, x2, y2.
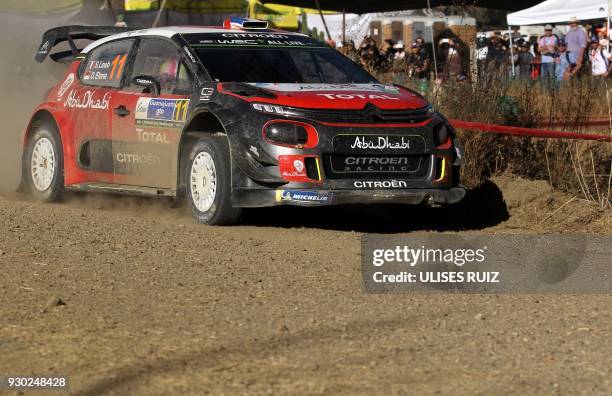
(245, 83, 429, 110)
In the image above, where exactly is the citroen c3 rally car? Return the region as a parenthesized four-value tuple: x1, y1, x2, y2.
(24, 18, 466, 225)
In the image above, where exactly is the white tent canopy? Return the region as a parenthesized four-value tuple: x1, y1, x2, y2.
(507, 0, 608, 26)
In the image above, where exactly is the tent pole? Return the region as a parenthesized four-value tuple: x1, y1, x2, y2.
(153, 0, 168, 28)
(509, 26, 516, 77)
(314, 0, 332, 41)
(427, 0, 439, 81)
(342, 9, 346, 44)
(105, 0, 117, 21)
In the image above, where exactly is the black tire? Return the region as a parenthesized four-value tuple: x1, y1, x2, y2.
(185, 135, 241, 225)
(24, 121, 64, 202)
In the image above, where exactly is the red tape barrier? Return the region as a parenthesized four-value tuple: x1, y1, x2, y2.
(450, 120, 612, 142)
(543, 120, 611, 128)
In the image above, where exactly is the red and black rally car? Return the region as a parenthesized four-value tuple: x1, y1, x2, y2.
(24, 18, 465, 225)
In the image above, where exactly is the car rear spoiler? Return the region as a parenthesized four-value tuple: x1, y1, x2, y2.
(35, 25, 133, 63)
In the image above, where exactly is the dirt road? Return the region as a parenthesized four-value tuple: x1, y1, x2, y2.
(1, 176, 611, 395)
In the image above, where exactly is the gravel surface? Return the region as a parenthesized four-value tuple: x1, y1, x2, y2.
(1, 177, 611, 395)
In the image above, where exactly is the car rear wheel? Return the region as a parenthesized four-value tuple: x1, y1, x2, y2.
(186, 135, 241, 225)
(25, 122, 64, 202)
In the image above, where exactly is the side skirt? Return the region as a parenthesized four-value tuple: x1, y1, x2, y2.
(66, 183, 176, 197)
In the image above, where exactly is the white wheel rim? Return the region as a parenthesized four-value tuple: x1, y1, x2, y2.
(30, 136, 56, 192)
(190, 151, 217, 213)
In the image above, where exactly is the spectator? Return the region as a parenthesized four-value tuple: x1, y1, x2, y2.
(516, 41, 534, 79)
(538, 25, 559, 87)
(393, 42, 406, 61)
(340, 40, 359, 62)
(555, 39, 577, 82)
(415, 37, 425, 49)
(114, 14, 127, 27)
(407, 42, 430, 79)
(438, 38, 463, 82)
(486, 33, 507, 69)
(564, 17, 588, 71)
(595, 24, 608, 40)
(589, 37, 612, 78)
(511, 26, 521, 42)
(392, 42, 406, 72)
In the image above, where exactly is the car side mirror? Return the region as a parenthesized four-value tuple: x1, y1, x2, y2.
(132, 75, 161, 97)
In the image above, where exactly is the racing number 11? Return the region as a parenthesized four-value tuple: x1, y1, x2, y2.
(109, 54, 127, 80)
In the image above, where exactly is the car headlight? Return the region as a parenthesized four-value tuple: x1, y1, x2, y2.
(252, 103, 301, 117)
(263, 121, 318, 148)
(434, 123, 451, 146)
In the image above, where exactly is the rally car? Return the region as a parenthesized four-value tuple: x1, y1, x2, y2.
(24, 18, 465, 225)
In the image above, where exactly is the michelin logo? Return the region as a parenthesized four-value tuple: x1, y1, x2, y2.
(276, 190, 331, 203)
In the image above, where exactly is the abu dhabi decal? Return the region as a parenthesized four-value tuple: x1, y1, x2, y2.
(64, 90, 110, 110)
(249, 83, 400, 94)
(351, 136, 411, 150)
(333, 135, 425, 153)
(276, 190, 331, 203)
(135, 98, 190, 128)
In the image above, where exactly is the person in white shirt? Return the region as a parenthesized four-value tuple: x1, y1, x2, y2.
(590, 37, 612, 77)
(538, 25, 558, 87)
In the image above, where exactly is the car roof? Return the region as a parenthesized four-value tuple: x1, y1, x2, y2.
(81, 26, 306, 54)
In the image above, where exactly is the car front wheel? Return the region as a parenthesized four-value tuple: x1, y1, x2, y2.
(185, 135, 241, 225)
(25, 122, 64, 202)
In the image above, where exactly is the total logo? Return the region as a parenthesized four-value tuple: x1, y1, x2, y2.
(316, 93, 400, 100)
(137, 131, 170, 144)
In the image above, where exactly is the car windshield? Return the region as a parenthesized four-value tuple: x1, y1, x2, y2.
(192, 47, 377, 84)
(186, 33, 376, 84)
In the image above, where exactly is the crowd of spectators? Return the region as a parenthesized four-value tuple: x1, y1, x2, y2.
(507, 17, 611, 88)
(340, 35, 466, 91)
(339, 16, 612, 90)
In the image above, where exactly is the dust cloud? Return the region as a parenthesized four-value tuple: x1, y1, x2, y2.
(0, 1, 114, 192)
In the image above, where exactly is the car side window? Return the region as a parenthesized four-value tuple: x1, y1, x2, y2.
(129, 39, 193, 95)
(81, 39, 135, 88)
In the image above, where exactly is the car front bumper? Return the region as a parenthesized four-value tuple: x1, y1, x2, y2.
(233, 187, 466, 208)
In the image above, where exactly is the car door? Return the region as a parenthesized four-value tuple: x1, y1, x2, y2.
(110, 38, 194, 190)
(70, 39, 135, 184)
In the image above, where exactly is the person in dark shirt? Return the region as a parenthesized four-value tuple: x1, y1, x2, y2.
(406, 42, 431, 79)
(516, 41, 534, 79)
(438, 38, 463, 82)
(486, 33, 508, 69)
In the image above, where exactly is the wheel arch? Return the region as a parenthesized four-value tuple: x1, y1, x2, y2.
(177, 110, 229, 195)
(22, 109, 65, 184)
(23, 109, 61, 147)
